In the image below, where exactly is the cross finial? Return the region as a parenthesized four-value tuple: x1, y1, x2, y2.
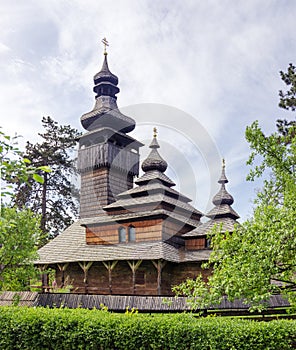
(153, 127, 157, 138)
(101, 37, 109, 55)
(222, 158, 225, 168)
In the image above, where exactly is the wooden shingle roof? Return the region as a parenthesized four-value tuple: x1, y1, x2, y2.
(104, 192, 201, 216)
(81, 209, 199, 227)
(183, 217, 239, 237)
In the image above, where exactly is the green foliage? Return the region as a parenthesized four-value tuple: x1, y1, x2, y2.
(0, 129, 50, 291)
(12, 116, 81, 238)
(0, 207, 42, 291)
(172, 275, 219, 312)
(173, 64, 296, 311)
(0, 128, 50, 198)
(0, 307, 295, 349)
(245, 120, 295, 185)
(279, 63, 296, 111)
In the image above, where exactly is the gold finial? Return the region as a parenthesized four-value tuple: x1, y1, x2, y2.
(101, 37, 109, 55)
(153, 127, 157, 138)
(222, 158, 225, 168)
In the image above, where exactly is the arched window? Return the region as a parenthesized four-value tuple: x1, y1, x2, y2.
(118, 227, 126, 243)
(128, 225, 136, 242)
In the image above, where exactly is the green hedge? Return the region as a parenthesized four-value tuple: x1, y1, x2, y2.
(0, 307, 295, 349)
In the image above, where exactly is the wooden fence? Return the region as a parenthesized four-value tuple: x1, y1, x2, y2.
(0, 292, 292, 317)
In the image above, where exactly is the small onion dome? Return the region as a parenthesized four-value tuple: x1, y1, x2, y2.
(212, 183, 234, 205)
(141, 131, 168, 173)
(212, 160, 234, 205)
(94, 54, 119, 86)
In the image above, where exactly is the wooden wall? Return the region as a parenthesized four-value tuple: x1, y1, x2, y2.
(52, 260, 208, 296)
(80, 167, 133, 218)
(185, 238, 206, 250)
(86, 219, 163, 244)
(86, 217, 195, 246)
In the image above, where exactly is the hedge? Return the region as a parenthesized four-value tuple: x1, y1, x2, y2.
(0, 306, 295, 349)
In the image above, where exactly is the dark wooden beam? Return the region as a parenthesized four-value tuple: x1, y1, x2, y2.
(78, 262, 93, 293)
(127, 260, 142, 294)
(102, 261, 118, 294)
(152, 260, 166, 296)
(57, 263, 69, 288)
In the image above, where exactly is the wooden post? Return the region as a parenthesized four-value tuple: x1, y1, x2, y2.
(57, 263, 69, 288)
(152, 260, 166, 296)
(102, 261, 118, 294)
(127, 260, 142, 294)
(39, 264, 49, 293)
(78, 262, 93, 293)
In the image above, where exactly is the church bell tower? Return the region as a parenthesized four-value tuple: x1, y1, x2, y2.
(77, 39, 143, 218)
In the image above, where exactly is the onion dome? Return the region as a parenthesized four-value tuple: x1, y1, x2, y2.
(212, 161, 234, 205)
(135, 128, 175, 187)
(80, 40, 135, 134)
(142, 128, 168, 173)
(93, 54, 119, 97)
(212, 184, 234, 205)
(94, 54, 118, 86)
(206, 159, 239, 220)
(184, 159, 240, 238)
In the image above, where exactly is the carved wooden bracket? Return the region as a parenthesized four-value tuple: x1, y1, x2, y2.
(152, 260, 167, 295)
(102, 260, 118, 294)
(78, 261, 93, 284)
(127, 260, 142, 294)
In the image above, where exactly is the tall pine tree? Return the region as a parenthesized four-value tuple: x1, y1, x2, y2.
(14, 116, 81, 239)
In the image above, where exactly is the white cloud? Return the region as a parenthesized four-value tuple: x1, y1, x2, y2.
(0, 0, 295, 220)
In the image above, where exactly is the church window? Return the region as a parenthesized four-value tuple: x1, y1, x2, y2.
(128, 225, 136, 242)
(118, 227, 126, 243)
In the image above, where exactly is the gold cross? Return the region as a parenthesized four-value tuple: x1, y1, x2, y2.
(101, 37, 109, 55)
(153, 127, 157, 138)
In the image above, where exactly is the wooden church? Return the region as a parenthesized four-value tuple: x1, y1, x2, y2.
(36, 44, 240, 295)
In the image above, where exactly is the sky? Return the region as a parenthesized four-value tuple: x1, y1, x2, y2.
(0, 0, 295, 222)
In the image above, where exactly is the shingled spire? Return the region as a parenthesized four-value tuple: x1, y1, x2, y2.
(183, 159, 240, 241)
(77, 41, 143, 218)
(206, 159, 239, 220)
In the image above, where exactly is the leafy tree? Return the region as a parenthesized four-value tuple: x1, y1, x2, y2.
(13, 116, 81, 238)
(0, 129, 49, 197)
(0, 206, 42, 291)
(0, 129, 48, 291)
(173, 64, 296, 311)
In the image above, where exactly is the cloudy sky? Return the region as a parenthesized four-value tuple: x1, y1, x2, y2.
(0, 0, 295, 221)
